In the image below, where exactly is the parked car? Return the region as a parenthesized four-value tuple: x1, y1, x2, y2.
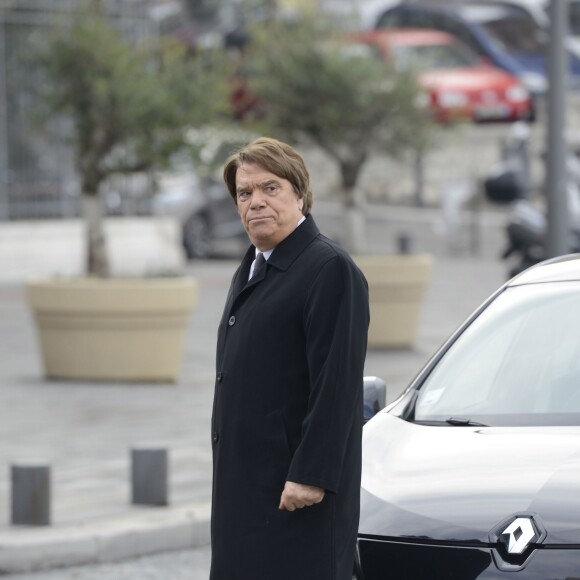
(150, 172, 246, 259)
(357, 29, 533, 123)
(357, 253, 580, 579)
(375, 2, 580, 95)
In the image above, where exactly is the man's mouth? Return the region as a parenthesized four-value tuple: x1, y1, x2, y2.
(248, 216, 273, 223)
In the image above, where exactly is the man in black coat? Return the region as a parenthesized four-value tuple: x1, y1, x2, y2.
(210, 137, 369, 580)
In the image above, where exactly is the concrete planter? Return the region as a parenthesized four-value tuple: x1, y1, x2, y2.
(355, 255, 433, 349)
(26, 277, 198, 382)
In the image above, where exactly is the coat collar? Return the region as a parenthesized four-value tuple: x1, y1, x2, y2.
(230, 214, 320, 302)
(267, 214, 320, 272)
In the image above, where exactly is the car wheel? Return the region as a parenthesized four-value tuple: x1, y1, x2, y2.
(183, 214, 211, 259)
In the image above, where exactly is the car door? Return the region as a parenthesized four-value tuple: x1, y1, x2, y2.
(203, 179, 245, 239)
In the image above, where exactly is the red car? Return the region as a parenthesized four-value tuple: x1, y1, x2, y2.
(358, 29, 534, 123)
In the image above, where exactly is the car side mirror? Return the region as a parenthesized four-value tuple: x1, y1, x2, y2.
(363, 376, 387, 422)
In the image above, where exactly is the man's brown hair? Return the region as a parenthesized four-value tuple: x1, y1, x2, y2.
(223, 137, 313, 215)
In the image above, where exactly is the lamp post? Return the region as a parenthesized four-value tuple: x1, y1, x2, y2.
(0, 9, 8, 221)
(546, 0, 569, 258)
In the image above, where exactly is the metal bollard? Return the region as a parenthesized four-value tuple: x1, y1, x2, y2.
(11, 463, 51, 526)
(397, 233, 411, 255)
(131, 446, 169, 506)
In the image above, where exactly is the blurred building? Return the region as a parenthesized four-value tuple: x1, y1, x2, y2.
(0, 0, 185, 221)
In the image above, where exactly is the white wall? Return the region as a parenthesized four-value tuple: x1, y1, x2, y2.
(0, 218, 187, 283)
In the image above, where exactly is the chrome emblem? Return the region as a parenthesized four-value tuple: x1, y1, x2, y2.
(500, 517, 537, 554)
(490, 514, 546, 571)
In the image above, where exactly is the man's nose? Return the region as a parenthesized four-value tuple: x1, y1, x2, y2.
(249, 189, 267, 207)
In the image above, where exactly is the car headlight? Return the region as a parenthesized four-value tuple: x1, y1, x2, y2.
(521, 71, 547, 94)
(437, 90, 468, 108)
(506, 84, 530, 103)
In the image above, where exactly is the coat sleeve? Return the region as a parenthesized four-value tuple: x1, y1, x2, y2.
(286, 254, 369, 493)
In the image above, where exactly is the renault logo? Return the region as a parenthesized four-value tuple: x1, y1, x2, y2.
(490, 513, 546, 571)
(500, 517, 537, 554)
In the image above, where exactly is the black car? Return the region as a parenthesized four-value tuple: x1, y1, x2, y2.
(357, 254, 580, 579)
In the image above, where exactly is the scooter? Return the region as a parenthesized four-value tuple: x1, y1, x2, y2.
(485, 145, 580, 279)
(502, 199, 548, 278)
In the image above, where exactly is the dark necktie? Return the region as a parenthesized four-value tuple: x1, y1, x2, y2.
(251, 252, 266, 279)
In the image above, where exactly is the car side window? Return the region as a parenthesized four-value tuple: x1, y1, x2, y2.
(375, 10, 405, 29)
(444, 20, 479, 54)
(405, 10, 439, 30)
(406, 10, 484, 59)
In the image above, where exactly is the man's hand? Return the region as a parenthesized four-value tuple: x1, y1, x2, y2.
(278, 481, 325, 511)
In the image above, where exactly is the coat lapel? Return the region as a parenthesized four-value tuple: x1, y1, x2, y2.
(267, 214, 320, 274)
(230, 247, 255, 303)
(229, 214, 320, 307)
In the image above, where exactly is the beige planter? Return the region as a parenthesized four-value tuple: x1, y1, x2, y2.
(26, 277, 198, 382)
(355, 255, 433, 349)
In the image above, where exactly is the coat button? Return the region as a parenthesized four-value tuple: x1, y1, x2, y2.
(212, 431, 220, 443)
(217, 372, 223, 382)
(228, 315, 236, 326)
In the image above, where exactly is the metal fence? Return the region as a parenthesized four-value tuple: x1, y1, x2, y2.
(0, 0, 178, 221)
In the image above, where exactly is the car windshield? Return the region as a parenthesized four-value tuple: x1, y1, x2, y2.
(569, 1, 580, 37)
(477, 13, 546, 54)
(460, 4, 546, 54)
(541, 1, 580, 37)
(413, 282, 580, 427)
(391, 42, 481, 72)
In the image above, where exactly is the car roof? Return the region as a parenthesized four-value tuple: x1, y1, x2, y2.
(508, 254, 580, 285)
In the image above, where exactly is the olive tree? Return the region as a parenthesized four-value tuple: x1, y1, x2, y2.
(31, 10, 231, 276)
(243, 17, 433, 253)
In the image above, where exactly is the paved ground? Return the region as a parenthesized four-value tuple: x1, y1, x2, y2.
(1, 547, 212, 580)
(0, 202, 508, 577)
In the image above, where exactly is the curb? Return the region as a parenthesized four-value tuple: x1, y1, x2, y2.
(0, 503, 210, 574)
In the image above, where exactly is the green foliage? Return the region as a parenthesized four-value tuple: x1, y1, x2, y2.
(242, 17, 434, 190)
(28, 9, 232, 276)
(31, 11, 232, 196)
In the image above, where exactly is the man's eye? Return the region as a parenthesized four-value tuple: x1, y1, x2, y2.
(238, 191, 250, 199)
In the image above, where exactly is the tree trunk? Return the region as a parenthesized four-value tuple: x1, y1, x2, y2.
(83, 194, 109, 277)
(413, 148, 425, 207)
(342, 201, 367, 255)
(339, 158, 367, 254)
(339, 158, 364, 204)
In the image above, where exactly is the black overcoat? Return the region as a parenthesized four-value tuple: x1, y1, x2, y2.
(210, 215, 369, 580)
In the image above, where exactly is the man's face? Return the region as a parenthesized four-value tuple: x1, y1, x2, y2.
(235, 163, 304, 251)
